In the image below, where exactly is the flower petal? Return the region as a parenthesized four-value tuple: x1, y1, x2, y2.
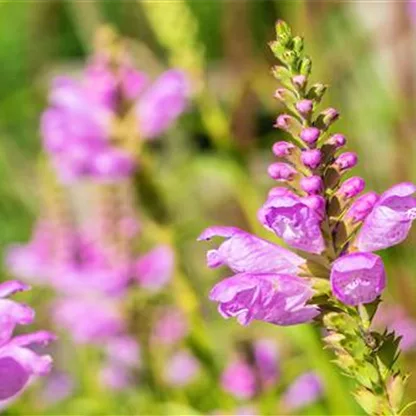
(199, 226, 304, 274)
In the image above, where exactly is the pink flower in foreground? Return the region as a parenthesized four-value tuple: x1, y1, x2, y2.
(330, 252, 386, 306)
(258, 194, 325, 254)
(210, 273, 319, 326)
(198, 226, 305, 275)
(355, 183, 416, 252)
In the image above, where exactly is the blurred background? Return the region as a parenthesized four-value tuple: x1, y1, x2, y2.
(1, 1, 416, 415)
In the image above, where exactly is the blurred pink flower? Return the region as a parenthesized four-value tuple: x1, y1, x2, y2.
(134, 245, 175, 293)
(221, 360, 256, 400)
(164, 350, 200, 387)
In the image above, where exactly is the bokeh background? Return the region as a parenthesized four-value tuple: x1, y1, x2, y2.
(1, 1, 416, 415)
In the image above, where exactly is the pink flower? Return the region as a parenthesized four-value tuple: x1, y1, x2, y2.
(198, 226, 305, 275)
(253, 339, 279, 387)
(134, 245, 174, 293)
(330, 252, 386, 306)
(164, 350, 200, 387)
(355, 182, 416, 252)
(5, 222, 53, 283)
(258, 194, 325, 254)
(210, 273, 319, 326)
(152, 307, 188, 346)
(221, 360, 256, 400)
(283, 372, 323, 411)
(136, 70, 189, 139)
(53, 297, 125, 344)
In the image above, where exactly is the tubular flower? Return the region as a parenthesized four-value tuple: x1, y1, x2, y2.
(197, 226, 305, 274)
(258, 194, 325, 254)
(209, 273, 319, 326)
(355, 182, 416, 252)
(0, 281, 54, 401)
(330, 253, 386, 306)
(199, 20, 415, 414)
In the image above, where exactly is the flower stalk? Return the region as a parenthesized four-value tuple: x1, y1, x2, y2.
(199, 20, 415, 415)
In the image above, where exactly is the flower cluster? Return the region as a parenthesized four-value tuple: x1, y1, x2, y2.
(0, 281, 55, 401)
(5, 28, 186, 394)
(41, 29, 188, 183)
(199, 21, 415, 414)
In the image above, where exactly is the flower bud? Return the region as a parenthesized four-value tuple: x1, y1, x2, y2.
(338, 177, 365, 198)
(346, 192, 379, 223)
(274, 88, 296, 105)
(268, 163, 297, 181)
(299, 57, 312, 77)
(272, 141, 295, 157)
(334, 152, 358, 171)
(301, 195, 326, 220)
(316, 108, 339, 130)
(292, 75, 306, 89)
(301, 149, 322, 169)
(274, 114, 302, 136)
(275, 20, 292, 46)
(307, 83, 327, 103)
(326, 134, 346, 148)
(301, 176, 323, 195)
(296, 99, 313, 115)
(268, 187, 297, 199)
(300, 127, 320, 145)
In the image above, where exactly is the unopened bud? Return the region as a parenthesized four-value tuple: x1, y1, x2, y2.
(301, 149, 322, 169)
(302, 195, 326, 220)
(316, 107, 340, 129)
(272, 141, 295, 157)
(346, 192, 379, 223)
(268, 162, 297, 181)
(299, 56, 312, 76)
(296, 99, 313, 115)
(338, 177, 365, 198)
(274, 114, 302, 136)
(334, 152, 358, 171)
(275, 20, 292, 46)
(274, 88, 296, 105)
(300, 127, 320, 145)
(292, 75, 307, 89)
(307, 83, 327, 103)
(301, 175, 323, 195)
(327, 134, 346, 148)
